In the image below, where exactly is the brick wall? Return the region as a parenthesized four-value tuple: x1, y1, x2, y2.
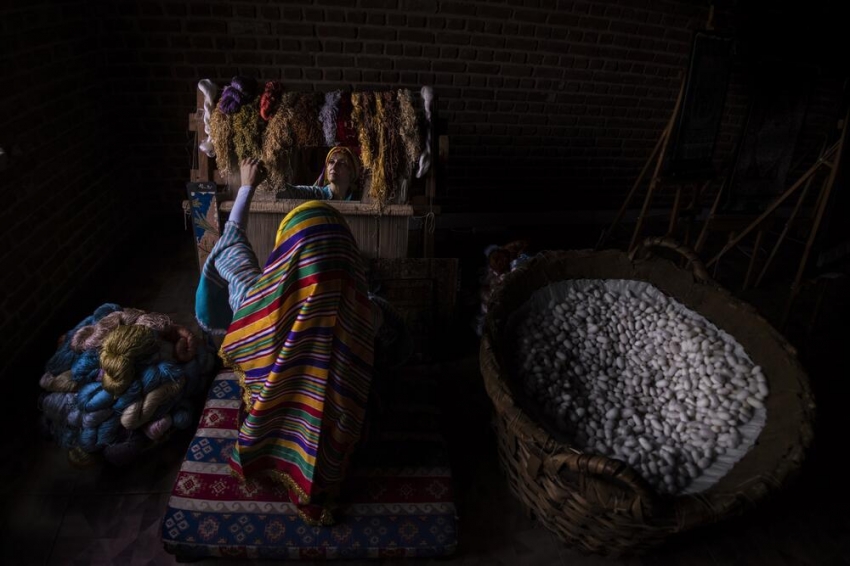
(99, 0, 713, 219)
(0, 2, 130, 391)
(100, 0, 845, 221)
(1, 1, 845, 391)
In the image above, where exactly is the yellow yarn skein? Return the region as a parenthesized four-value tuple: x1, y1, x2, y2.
(100, 325, 158, 396)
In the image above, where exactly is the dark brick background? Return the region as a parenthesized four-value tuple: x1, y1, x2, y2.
(88, 0, 844, 220)
(1, 1, 130, 391)
(1, 0, 846, 393)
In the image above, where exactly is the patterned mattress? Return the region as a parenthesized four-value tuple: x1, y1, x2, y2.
(161, 371, 458, 560)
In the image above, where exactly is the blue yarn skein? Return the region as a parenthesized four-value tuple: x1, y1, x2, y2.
(97, 416, 121, 447)
(45, 345, 78, 376)
(57, 426, 77, 449)
(41, 392, 76, 424)
(82, 408, 112, 428)
(75, 382, 101, 411)
(84, 386, 113, 412)
(78, 427, 98, 452)
(112, 381, 142, 413)
(77, 382, 113, 412)
(71, 350, 100, 383)
(45, 313, 98, 374)
(172, 402, 194, 430)
(67, 408, 82, 428)
(136, 361, 186, 423)
(140, 361, 183, 395)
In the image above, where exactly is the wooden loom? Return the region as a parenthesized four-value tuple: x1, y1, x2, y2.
(185, 86, 458, 359)
(186, 87, 440, 266)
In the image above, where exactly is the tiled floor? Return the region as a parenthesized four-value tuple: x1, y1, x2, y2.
(2, 233, 848, 565)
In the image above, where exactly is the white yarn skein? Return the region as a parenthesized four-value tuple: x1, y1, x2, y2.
(416, 85, 434, 179)
(198, 79, 218, 158)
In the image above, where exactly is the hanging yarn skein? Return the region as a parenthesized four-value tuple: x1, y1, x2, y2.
(37, 303, 216, 467)
(398, 88, 422, 181)
(291, 92, 324, 147)
(416, 86, 434, 179)
(259, 80, 284, 121)
(262, 91, 300, 190)
(198, 79, 219, 157)
(377, 91, 407, 205)
(336, 93, 358, 147)
(319, 90, 342, 146)
(232, 101, 263, 161)
(210, 108, 237, 175)
(210, 76, 257, 174)
(352, 92, 382, 202)
(218, 76, 257, 115)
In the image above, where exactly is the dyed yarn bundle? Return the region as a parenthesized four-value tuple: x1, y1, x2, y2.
(210, 76, 259, 175)
(204, 77, 429, 204)
(351, 90, 424, 205)
(319, 90, 343, 146)
(259, 80, 284, 121)
(38, 304, 216, 467)
(262, 91, 299, 188)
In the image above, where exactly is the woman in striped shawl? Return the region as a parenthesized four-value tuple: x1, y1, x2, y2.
(195, 157, 385, 525)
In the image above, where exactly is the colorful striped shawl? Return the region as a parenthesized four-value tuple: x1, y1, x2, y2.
(220, 201, 375, 525)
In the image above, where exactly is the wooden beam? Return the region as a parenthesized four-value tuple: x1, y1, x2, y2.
(629, 78, 686, 251)
(783, 107, 850, 326)
(706, 141, 840, 268)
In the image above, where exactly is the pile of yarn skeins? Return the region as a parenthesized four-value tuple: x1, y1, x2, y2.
(38, 303, 217, 467)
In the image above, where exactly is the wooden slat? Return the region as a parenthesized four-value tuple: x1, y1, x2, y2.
(238, 207, 412, 261)
(219, 199, 414, 217)
(377, 215, 410, 259)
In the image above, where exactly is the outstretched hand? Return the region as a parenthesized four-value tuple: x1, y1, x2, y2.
(240, 157, 265, 188)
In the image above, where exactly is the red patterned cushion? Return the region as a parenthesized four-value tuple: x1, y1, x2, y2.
(161, 371, 458, 560)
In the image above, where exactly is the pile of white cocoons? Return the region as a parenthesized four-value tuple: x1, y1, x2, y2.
(513, 280, 768, 495)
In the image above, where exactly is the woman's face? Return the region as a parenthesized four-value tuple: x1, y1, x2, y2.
(326, 152, 353, 187)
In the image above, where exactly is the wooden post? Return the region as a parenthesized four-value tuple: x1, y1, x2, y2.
(694, 176, 727, 254)
(706, 141, 840, 268)
(783, 107, 849, 327)
(423, 215, 435, 258)
(667, 185, 683, 237)
(742, 228, 764, 290)
(629, 79, 686, 252)
(754, 146, 823, 288)
(683, 179, 711, 249)
(596, 130, 665, 249)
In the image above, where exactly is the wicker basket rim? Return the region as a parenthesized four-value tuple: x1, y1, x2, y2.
(480, 247, 816, 529)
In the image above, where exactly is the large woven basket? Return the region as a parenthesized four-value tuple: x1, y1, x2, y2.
(479, 238, 816, 555)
